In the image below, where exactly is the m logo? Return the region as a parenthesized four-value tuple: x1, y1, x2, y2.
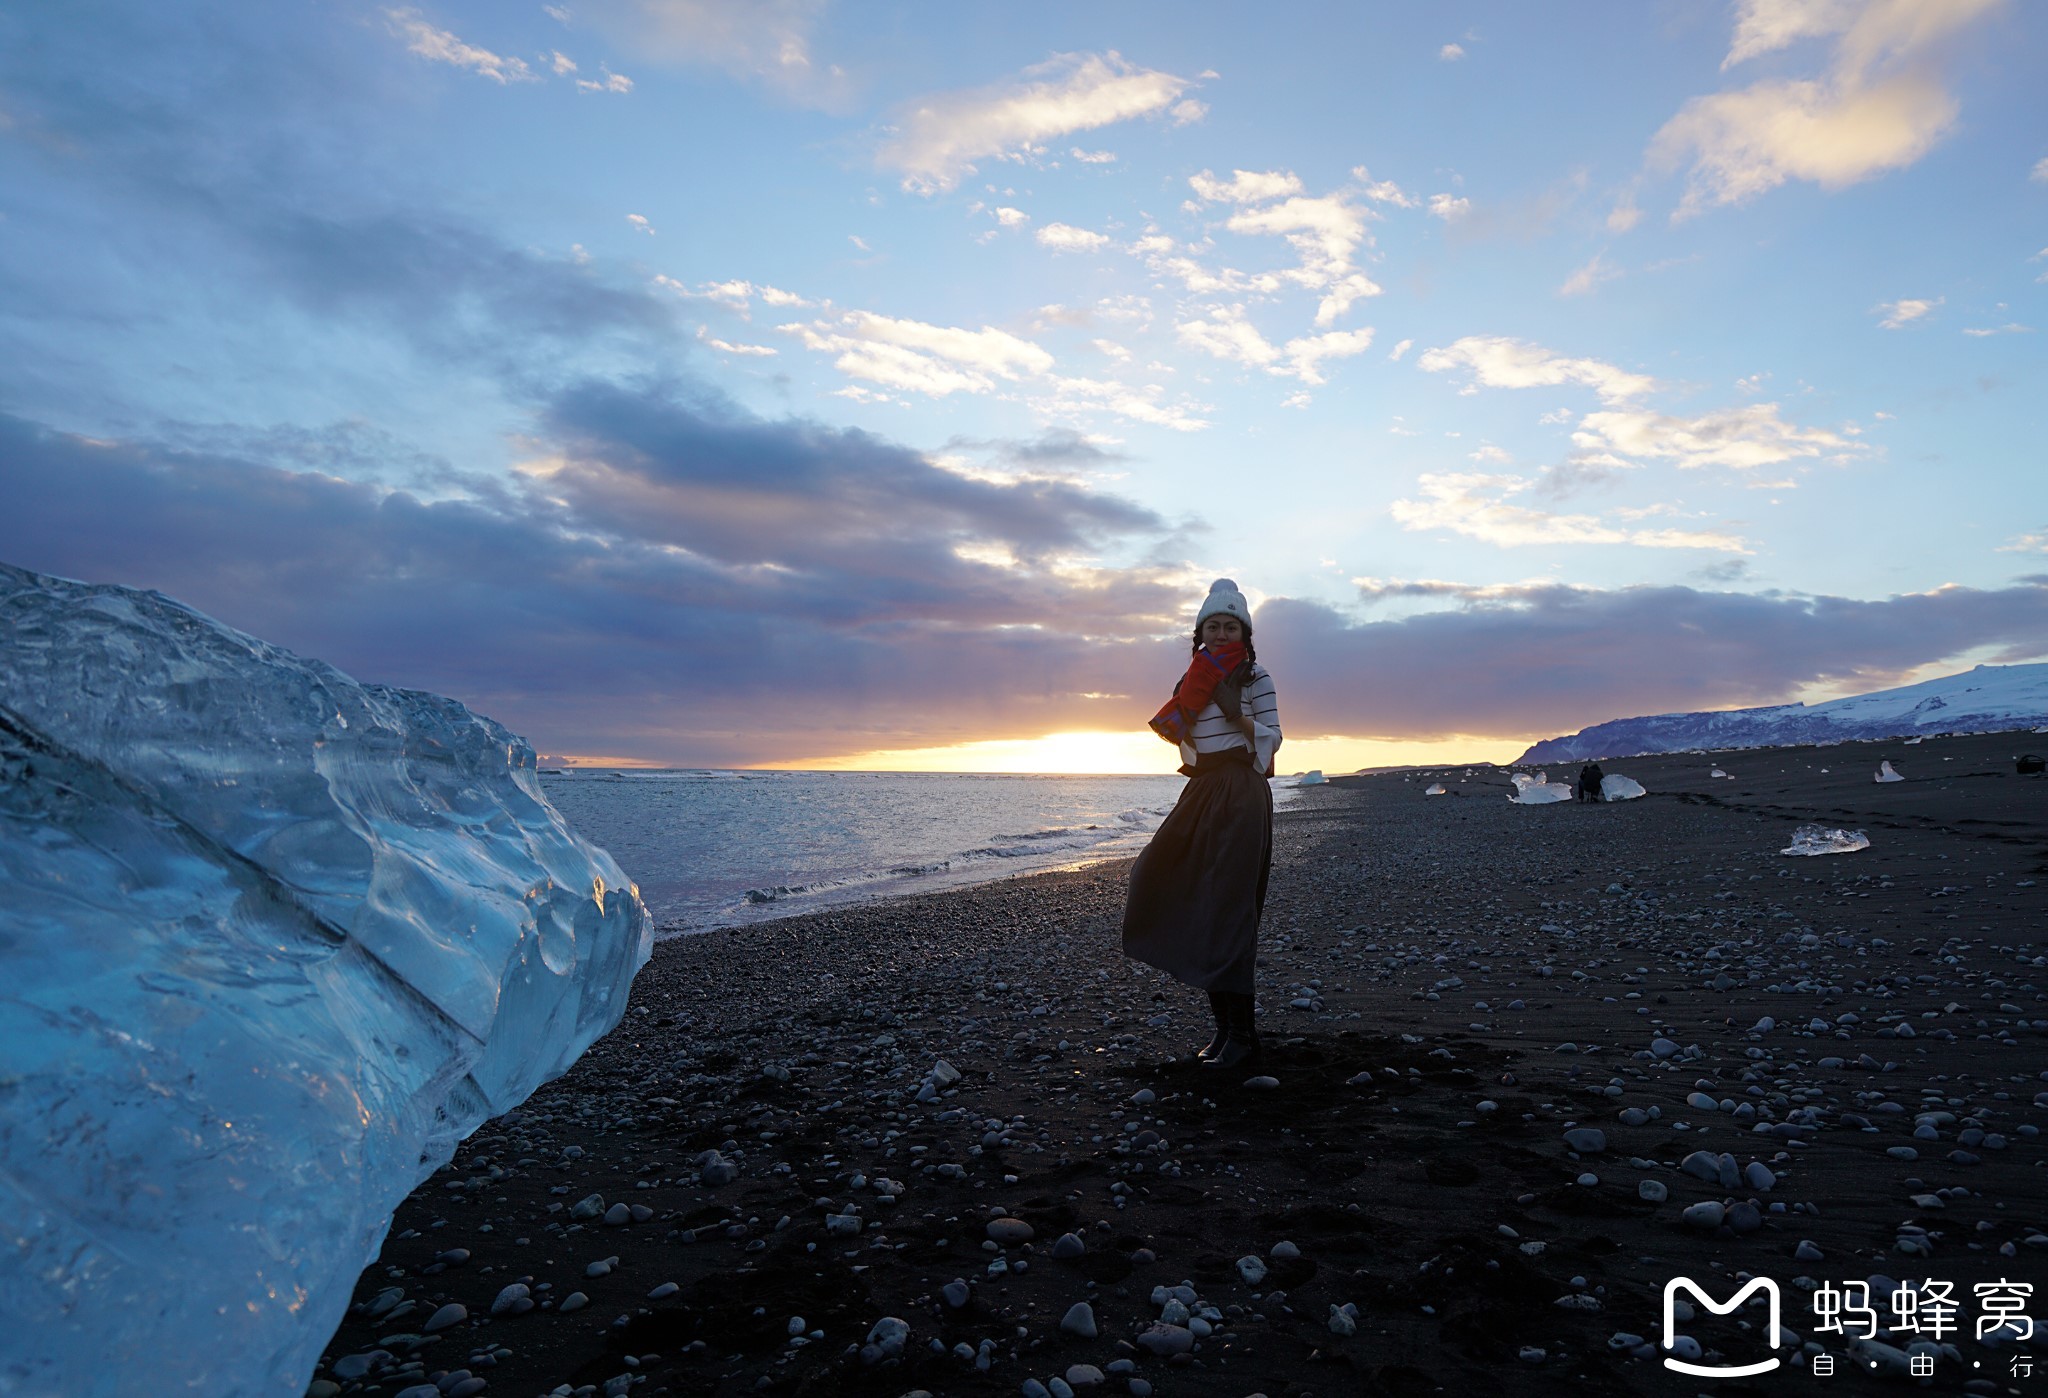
(1662, 1276, 1783, 1377)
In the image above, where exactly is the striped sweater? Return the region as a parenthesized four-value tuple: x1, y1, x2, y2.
(1177, 662, 1282, 773)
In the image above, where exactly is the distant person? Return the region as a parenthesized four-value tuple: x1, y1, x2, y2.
(1577, 762, 1605, 803)
(1123, 579, 1283, 1070)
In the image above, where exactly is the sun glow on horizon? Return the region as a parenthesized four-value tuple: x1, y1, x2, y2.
(752, 730, 1529, 775)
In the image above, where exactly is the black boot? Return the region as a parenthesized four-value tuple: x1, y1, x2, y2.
(1197, 990, 1230, 1061)
(1202, 992, 1262, 1070)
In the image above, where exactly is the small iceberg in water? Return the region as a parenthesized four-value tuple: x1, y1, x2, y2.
(1599, 774, 1647, 801)
(1782, 824, 1870, 857)
(1510, 771, 1573, 804)
(1296, 770, 1327, 785)
(1875, 761, 1903, 782)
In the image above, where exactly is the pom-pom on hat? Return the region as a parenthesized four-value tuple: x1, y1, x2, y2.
(1196, 577, 1252, 630)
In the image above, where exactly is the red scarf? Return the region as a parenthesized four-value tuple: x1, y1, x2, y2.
(1148, 642, 1246, 745)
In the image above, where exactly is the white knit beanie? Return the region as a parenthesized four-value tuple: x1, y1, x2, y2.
(1195, 577, 1251, 630)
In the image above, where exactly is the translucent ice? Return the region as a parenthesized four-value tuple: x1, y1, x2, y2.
(1510, 772, 1573, 804)
(1425, 783, 1447, 796)
(1599, 774, 1647, 801)
(0, 564, 650, 1397)
(1875, 761, 1903, 782)
(1781, 825, 1871, 857)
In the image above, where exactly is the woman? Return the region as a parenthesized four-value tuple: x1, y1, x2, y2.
(1122, 578, 1282, 1069)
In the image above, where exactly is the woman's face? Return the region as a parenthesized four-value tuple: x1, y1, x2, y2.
(1200, 614, 1245, 646)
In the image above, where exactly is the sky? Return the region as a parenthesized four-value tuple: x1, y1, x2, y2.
(1, 0, 2044, 773)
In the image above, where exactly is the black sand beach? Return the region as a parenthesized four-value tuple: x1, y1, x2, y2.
(311, 731, 2048, 1397)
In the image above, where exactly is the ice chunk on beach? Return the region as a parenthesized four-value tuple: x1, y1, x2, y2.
(1425, 783, 1447, 796)
(1296, 769, 1327, 785)
(1710, 767, 1730, 779)
(1599, 774, 1646, 801)
(0, 563, 650, 1398)
(1509, 772, 1573, 804)
(1781, 824, 1871, 857)
(1875, 761, 1903, 782)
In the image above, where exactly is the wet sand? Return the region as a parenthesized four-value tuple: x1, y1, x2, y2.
(312, 730, 2048, 1397)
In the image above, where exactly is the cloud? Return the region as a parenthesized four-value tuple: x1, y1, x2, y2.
(2034, 155, 2048, 183)
(1175, 310, 1373, 385)
(1652, 0, 2002, 217)
(577, 69, 633, 94)
(626, 213, 655, 235)
(1438, 42, 1466, 61)
(1469, 444, 1512, 464)
(1389, 472, 1751, 552)
(1350, 167, 1419, 208)
(1961, 322, 2030, 337)
(1313, 271, 1384, 326)
(1426, 193, 1470, 221)
(574, 0, 840, 104)
(1033, 375, 1210, 433)
(992, 206, 1030, 227)
(384, 9, 536, 83)
(878, 51, 1198, 193)
(1225, 193, 1372, 269)
(1572, 402, 1861, 471)
(702, 335, 776, 357)
(1282, 328, 1375, 385)
(0, 401, 1196, 765)
(1606, 194, 1642, 232)
(1419, 336, 1657, 402)
(1387, 338, 1413, 362)
(783, 310, 1054, 397)
(1998, 530, 2048, 554)
(1188, 168, 1304, 204)
(1036, 222, 1110, 252)
(8, 421, 2041, 761)
(1875, 295, 1940, 328)
(1252, 578, 2048, 740)
(1559, 250, 1620, 296)
(1070, 147, 1117, 164)
(1176, 306, 1279, 368)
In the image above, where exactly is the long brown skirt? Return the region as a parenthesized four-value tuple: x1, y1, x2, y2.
(1120, 751, 1272, 994)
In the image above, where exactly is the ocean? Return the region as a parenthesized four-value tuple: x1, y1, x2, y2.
(538, 768, 1311, 937)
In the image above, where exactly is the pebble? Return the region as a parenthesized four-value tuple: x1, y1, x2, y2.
(1563, 1127, 1606, 1154)
(865, 1315, 910, 1359)
(557, 1291, 588, 1313)
(1244, 1075, 1280, 1090)
(1270, 1239, 1301, 1259)
(421, 1303, 466, 1333)
(1059, 1302, 1097, 1338)
(1681, 1201, 1725, 1230)
(941, 1279, 970, 1309)
(1236, 1255, 1268, 1285)
(1063, 1363, 1105, 1389)
(602, 1202, 631, 1226)
(1051, 1232, 1086, 1259)
(1134, 1323, 1195, 1357)
(1638, 1180, 1668, 1203)
(700, 1151, 739, 1186)
(986, 1217, 1035, 1245)
(489, 1283, 532, 1316)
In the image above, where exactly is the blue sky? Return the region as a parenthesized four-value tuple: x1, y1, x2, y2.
(2, 1, 2044, 770)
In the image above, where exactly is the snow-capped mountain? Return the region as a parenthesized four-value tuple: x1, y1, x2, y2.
(1517, 663, 2048, 764)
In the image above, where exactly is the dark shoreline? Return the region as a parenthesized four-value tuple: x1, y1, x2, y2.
(312, 731, 2048, 1397)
